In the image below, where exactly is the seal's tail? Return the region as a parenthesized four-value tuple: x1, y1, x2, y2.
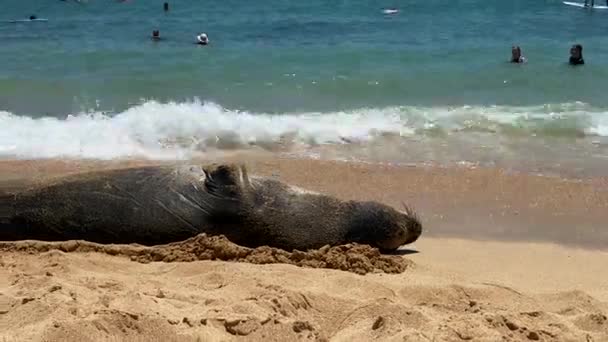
(0, 192, 21, 239)
(0, 192, 14, 220)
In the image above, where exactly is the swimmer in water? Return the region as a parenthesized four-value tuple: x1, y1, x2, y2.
(29, 15, 37, 20)
(569, 44, 584, 65)
(196, 32, 209, 45)
(583, 0, 607, 6)
(151, 30, 161, 41)
(510, 46, 526, 64)
(164, 2, 169, 11)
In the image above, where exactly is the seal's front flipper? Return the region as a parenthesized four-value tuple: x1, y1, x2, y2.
(202, 163, 248, 200)
(200, 163, 251, 219)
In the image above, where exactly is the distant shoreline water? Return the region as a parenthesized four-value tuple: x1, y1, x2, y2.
(3, 0, 608, 115)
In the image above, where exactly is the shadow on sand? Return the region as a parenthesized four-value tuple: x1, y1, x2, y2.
(390, 248, 419, 256)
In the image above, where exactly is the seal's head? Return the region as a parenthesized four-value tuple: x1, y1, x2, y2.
(345, 201, 422, 252)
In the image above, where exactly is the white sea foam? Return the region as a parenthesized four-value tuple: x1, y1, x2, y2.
(0, 99, 606, 160)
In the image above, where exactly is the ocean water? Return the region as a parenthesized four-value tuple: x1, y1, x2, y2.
(2, 0, 608, 175)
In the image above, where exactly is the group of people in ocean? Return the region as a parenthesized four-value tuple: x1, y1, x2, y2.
(510, 44, 584, 65)
(24, 1, 209, 45)
(584, 0, 608, 7)
(22, 1, 595, 56)
(150, 2, 209, 45)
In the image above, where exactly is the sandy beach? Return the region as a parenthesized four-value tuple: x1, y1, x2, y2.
(1, 156, 607, 341)
(4, 0, 608, 340)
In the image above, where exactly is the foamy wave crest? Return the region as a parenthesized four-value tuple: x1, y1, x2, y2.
(0, 100, 411, 160)
(0, 100, 606, 160)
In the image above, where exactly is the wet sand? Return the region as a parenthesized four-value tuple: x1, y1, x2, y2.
(1, 155, 607, 248)
(1, 155, 607, 341)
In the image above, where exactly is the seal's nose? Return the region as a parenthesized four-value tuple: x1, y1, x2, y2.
(404, 219, 422, 244)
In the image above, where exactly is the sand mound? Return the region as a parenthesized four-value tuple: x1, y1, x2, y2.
(0, 234, 410, 275)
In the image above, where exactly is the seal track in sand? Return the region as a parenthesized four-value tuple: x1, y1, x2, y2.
(0, 233, 412, 275)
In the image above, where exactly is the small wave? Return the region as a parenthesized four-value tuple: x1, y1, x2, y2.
(0, 100, 606, 160)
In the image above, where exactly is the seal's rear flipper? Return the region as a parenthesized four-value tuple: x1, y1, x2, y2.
(0, 192, 22, 240)
(0, 200, 61, 242)
(0, 192, 14, 220)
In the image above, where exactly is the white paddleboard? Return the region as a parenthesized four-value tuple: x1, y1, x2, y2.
(382, 9, 399, 14)
(6, 18, 49, 23)
(563, 1, 608, 9)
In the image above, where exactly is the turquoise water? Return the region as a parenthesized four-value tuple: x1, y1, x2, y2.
(2, 0, 608, 113)
(2, 0, 608, 172)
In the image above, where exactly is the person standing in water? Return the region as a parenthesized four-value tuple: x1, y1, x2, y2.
(583, 0, 608, 7)
(163, 2, 169, 11)
(569, 44, 584, 65)
(510, 46, 526, 64)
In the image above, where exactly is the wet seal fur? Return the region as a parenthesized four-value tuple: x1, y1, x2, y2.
(0, 163, 422, 252)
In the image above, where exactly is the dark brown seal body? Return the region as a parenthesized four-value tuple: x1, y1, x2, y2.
(0, 163, 422, 251)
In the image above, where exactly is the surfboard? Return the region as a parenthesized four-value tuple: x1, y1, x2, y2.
(6, 18, 49, 23)
(382, 9, 399, 14)
(563, 1, 608, 9)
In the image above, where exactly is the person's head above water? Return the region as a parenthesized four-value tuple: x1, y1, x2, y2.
(570, 44, 582, 58)
(569, 44, 584, 65)
(163, 2, 169, 11)
(510, 45, 525, 63)
(29, 15, 37, 20)
(197, 32, 209, 45)
(152, 30, 161, 40)
(511, 46, 521, 60)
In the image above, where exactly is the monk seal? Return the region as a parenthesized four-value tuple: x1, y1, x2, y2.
(0, 163, 422, 252)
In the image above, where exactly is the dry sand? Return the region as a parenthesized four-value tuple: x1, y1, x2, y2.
(1, 156, 607, 341)
(1, 237, 607, 342)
